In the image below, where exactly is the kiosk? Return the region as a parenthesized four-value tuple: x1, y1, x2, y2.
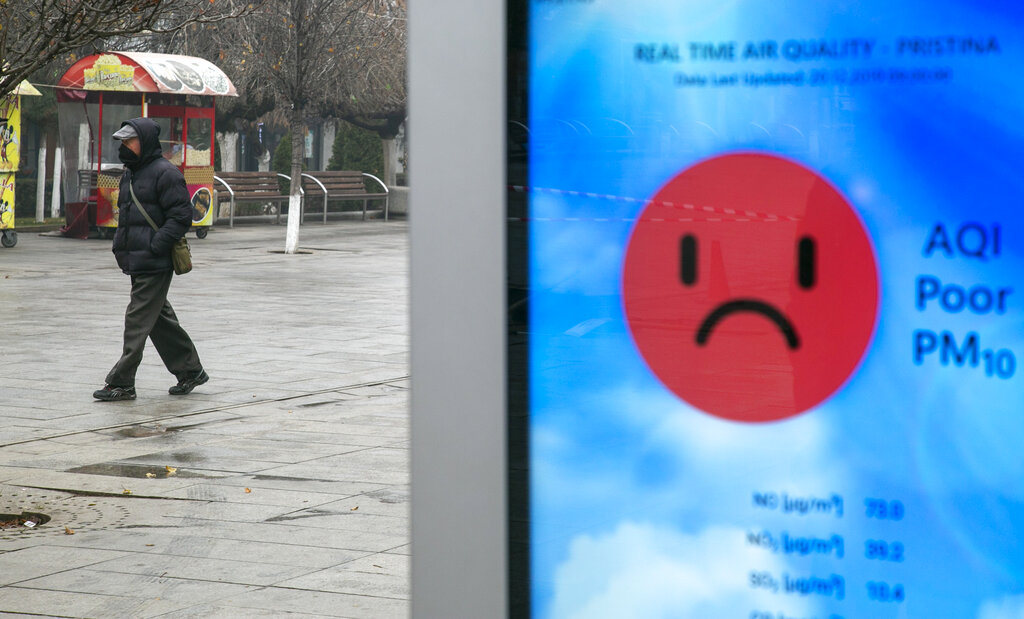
(0, 79, 42, 248)
(56, 52, 236, 239)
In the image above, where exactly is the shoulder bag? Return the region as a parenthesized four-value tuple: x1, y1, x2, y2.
(128, 181, 193, 275)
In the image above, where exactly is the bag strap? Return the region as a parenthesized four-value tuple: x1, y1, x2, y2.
(128, 180, 160, 232)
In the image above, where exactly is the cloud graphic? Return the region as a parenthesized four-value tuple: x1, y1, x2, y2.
(978, 595, 1024, 619)
(650, 391, 839, 484)
(531, 381, 849, 541)
(548, 522, 814, 619)
(592, 382, 843, 495)
(535, 225, 625, 296)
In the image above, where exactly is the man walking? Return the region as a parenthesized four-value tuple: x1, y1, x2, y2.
(93, 117, 208, 401)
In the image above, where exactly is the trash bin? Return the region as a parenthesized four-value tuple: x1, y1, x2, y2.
(60, 201, 91, 240)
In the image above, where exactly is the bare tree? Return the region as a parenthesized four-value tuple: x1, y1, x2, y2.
(221, 0, 410, 253)
(0, 0, 256, 98)
(331, 0, 407, 187)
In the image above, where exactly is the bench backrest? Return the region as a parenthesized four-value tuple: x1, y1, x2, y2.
(302, 171, 380, 196)
(216, 172, 287, 197)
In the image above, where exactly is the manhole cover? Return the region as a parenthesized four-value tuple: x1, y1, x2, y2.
(0, 489, 133, 540)
(0, 512, 50, 530)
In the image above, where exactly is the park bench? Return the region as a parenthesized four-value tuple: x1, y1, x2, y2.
(214, 171, 294, 227)
(300, 170, 390, 222)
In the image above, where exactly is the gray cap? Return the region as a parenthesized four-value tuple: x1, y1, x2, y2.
(112, 124, 137, 140)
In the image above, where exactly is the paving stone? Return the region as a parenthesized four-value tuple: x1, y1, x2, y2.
(159, 483, 351, 508)
(0, 546, 129, 587)
(279, 552, 410, 598)
(198, 585, 409, 619)
(160, 605, 334, 618)
(17, 568, 258, 605)
(0, 586, 186, 618)
(154, 519, 408, 554)
(0, 469, 200, 497)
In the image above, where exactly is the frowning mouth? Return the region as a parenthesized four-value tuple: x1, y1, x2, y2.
(695, 299, 800, 349)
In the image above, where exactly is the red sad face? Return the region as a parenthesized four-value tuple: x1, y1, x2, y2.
(622, 153, 879, 422)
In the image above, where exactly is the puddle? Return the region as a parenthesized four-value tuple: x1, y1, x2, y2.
(66, 463, 214, 479)
(366, 489, 409, 504)
(115, 419, 223, 439)
(265, 508, 347, 522)
(296, 401, 337, 408)
(116, 425, 174, 438)
(251, 474, 338, 484)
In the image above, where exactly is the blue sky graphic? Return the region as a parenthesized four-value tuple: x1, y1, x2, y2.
(529, 2, 1024, 617)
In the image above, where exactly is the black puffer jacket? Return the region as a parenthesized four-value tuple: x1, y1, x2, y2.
(111, 118, 191, 275)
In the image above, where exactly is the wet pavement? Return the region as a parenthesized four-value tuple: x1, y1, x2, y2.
(0, 220, 409, 618)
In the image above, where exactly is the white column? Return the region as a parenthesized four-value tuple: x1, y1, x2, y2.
(35, 141, 47, 221)
(77, 123, 90, 173)
(50, 147, 63, 218)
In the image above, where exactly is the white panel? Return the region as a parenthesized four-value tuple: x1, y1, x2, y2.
(409, 0, 507, 617)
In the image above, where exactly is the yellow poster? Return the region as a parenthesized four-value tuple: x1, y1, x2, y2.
(0, 93, 20, 171)
(1, 172, 14, 230)
(0, 94, 19, 230)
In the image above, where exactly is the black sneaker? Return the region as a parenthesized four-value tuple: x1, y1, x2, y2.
(93, 385, 137, 401)
(169, 369, 209, 395)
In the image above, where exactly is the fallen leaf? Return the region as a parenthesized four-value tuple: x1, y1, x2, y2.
(244, 488, 252, 493)
(145, 544, 155, 547)
(64, 527, 74, 535)
(145, 472, 156, 478)
(165, 466, 177, 476)
(350, 506, 359, 511)
(123, 489, 132, 495)
(373, 564, 382, 568)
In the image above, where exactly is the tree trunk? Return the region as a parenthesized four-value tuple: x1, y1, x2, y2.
(285, 109, 306, 254)
(381, 137, 398, 187)
(321, 121, 336, 170)
(216, 131, 239, 172)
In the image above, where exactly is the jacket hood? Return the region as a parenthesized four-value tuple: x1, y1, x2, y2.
(120, 117, 163, 167)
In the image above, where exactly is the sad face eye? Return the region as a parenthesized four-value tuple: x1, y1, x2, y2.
(798, 236, 816, 289)
(680, 234, 697, 286)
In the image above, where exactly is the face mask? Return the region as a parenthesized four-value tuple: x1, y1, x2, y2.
(119, 143, 140, 164)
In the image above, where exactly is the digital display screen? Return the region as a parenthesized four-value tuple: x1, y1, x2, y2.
(519, 2, 1024, 617)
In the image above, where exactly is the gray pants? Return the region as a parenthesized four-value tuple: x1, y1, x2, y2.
(105, 270, 202, 387)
